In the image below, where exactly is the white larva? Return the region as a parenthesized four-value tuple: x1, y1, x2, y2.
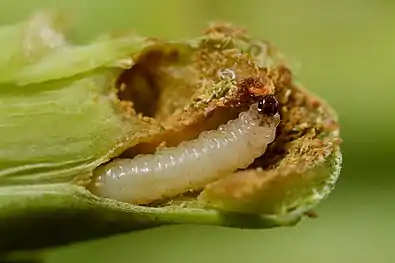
(90, 98, 281, 205)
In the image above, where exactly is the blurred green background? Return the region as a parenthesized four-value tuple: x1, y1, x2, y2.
(1, 0, 395, 262)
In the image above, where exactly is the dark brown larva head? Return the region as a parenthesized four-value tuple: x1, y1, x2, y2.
(257, 95, 279, 116)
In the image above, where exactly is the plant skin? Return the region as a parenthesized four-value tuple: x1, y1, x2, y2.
(0, 13, 342, 252)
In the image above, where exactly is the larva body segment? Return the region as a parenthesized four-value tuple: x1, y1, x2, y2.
(90, 102, 281, 205)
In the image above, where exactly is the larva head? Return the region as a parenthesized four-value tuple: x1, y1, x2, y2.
(257, 95, 279, 116)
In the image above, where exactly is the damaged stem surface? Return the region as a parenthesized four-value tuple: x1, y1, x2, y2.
(0, 13, 342, 252)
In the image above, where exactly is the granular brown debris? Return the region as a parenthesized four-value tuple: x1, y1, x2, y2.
(114, 22, 342, 215)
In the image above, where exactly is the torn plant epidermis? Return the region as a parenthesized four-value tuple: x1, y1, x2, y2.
(23, 12, 67, 61)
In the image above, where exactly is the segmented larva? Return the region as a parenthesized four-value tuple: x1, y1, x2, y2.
(90, 95, 281, 205)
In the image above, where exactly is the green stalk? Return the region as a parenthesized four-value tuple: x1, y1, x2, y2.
(0, 183, 301, 251)
(0, 11, 342, 253)
(0, 12, 154, 184)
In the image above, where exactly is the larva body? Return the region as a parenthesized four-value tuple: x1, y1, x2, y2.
(90, 98, 281, 205)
